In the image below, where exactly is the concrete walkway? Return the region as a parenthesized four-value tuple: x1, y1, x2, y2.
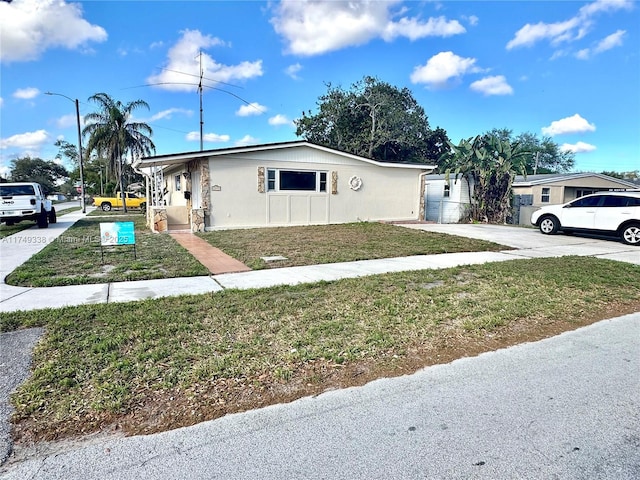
(1, 211, 638, 313)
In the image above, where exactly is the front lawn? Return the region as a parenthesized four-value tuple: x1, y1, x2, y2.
(197, 222, 508, 269)
(4, 216, 208, 287)
(2, 256, 639, 444)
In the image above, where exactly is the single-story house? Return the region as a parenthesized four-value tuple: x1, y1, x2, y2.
(134, 141, 436, 232)
(512, 173, 639, 207)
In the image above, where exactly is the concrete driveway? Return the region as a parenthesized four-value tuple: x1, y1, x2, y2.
(399, 223, 640, 265)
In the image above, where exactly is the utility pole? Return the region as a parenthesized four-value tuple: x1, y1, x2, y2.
(198, 50, 204, 152)
(46, 92, 86, 213)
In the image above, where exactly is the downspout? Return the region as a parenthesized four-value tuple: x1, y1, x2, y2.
(133, 161, 152, 229)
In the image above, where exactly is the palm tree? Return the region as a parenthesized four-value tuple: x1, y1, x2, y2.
(82, 93, 156, 211)
(440, 134, 528, 223)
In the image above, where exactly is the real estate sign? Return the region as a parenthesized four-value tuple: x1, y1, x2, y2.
(100, 222, 136, 246)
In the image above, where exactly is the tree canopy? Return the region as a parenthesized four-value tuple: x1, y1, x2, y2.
(439, 134, 529, 224)
(295, 76, 449, 164)
(486, 128, 574, 174)
(9, 157, 69, 193)
(82, 93, 156, 182)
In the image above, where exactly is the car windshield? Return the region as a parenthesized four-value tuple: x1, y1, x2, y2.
(0, 185, 36, 196)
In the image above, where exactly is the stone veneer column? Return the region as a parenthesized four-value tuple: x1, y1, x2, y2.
(191, 208, 205, 232)
(200, 160, 210, 211)
(152, 207, 168, 233)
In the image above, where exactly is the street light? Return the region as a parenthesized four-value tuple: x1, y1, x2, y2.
(45, 92, 86, 213)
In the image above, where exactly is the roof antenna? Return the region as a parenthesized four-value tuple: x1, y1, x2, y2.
(198, 50, 204, 152)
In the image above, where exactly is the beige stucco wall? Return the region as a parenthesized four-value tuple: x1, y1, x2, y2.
(205, 149, 425, 228)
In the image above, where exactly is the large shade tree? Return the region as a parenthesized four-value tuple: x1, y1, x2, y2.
(439, 134, 529, 223)
(295, 76, 449, 164)
(82, 93, 155, 211)
(9, 157, 69, 193)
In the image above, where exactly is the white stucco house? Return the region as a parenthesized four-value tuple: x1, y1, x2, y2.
(134, 141, 436, 232)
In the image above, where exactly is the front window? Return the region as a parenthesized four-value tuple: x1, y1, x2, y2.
(443, 184, 450, 198)
(541, 187, 550, 203)
(266, 169, 328, 192)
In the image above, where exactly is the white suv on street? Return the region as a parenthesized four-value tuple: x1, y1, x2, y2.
(530, 191, 640, 245)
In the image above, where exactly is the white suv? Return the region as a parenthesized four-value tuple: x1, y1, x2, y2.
(530, 191, 640, 245)
(0, 182, 57, 228)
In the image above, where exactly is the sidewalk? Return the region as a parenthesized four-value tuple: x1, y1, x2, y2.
(1, 211, 638, 313)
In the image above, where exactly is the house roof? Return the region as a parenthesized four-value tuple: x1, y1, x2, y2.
(513, 172, 638, 188)
(134, 140, 437, 171)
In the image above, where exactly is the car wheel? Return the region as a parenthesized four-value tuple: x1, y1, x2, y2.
(539, 215, 559, 235)
(37, 207, 49, 228)
(49, 207, 57, 224)
(620, 223, 640, 246)
(101, 202, 112, 212)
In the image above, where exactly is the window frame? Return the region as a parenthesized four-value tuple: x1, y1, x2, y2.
(541, 187, 550, 203)
(266, 168, 329, 193)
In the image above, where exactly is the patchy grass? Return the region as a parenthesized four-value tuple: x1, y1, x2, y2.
(0, 207, 80, 239)
(198, 222, 508, 269)
(3, 256, 639, 443)
(4, 216, 208, 287)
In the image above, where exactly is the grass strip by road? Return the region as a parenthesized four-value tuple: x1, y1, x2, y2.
(5, 221, 505, 287)
(2, 256, 638, 443)
(4, 215, 209, 286)
(197, 222, 507, 269)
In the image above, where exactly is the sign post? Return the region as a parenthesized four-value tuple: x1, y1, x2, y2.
(99, 222, 136, 262)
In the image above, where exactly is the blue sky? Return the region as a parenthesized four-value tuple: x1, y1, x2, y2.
(1, 0, 638, 178)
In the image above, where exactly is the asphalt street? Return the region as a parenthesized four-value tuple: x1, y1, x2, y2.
(2, 313, 638, 479)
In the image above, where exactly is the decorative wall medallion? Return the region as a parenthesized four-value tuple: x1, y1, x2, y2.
(348, 175, 363, 191)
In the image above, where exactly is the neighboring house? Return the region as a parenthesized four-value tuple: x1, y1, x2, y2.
(513, 173, 638, 226)
(423, 174, 472, 223)
(134, 141, 436, 232)
(512, 173, 638, 207)
(422, 172, 638, 225)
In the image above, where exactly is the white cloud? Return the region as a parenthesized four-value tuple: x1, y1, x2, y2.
(285, 63, 303, 80)
(560, 141, 597, 153)
(542, 114, 596, 136)
(271, 0, 464, 56)
(410, 51, 481, 88)
(268, 114, 293, 126)
(506, 0, 632, 50)
(469, 75, 513, 96)
(594, 29, 626, 53)
(575, 29, 626, 59)
(186, 131, 230, 143)
(235, 135, 258, 146)
(148, 108, 193, 122)
(0, 129, 50, 150)
(55, 113, 79, 129)
(0, 97, 3, 108)
(0, 0, 107, 63)
(236, 103, 266, 117)
(147, 29, 262, 92)
(13, 87, 40, 99)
